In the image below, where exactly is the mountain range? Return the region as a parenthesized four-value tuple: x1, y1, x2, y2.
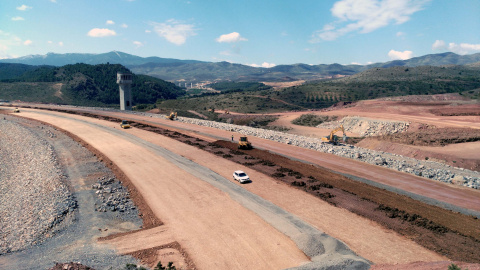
(1, 51, 480, 83)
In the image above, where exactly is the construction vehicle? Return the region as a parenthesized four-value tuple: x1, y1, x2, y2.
(321, 125, 347, 145)
(13, 108, 20, 113)
(120, 120, 131, 129)
(167, 112, 177, 120)
(238, 136, 253, 150)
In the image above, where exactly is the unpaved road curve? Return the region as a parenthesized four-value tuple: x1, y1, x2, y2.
(16, 107, 449, 267)
(85, 109, 480, 214)
(17, 108, 373, 269)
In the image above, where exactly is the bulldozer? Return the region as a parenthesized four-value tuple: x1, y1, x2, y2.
(238, 136, 253, 150)
(13, 107, 20, 113)
(120, 120, 131, 129)
(167, 112, 177, 120)
(321, 125, 347, 145)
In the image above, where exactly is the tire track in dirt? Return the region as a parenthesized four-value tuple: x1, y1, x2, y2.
(26, 109, 371, 269)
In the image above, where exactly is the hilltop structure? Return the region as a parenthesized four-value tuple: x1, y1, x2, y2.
(116, 72, 132, 110)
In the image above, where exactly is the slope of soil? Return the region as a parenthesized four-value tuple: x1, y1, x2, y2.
(376, 127, 480, 146)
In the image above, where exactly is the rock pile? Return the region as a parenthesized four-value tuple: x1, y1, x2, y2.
(317, 116, 409, 137)
(0, 120, 77, 254)
(92, 176, 136, 213)
(175, 116, 480, 189)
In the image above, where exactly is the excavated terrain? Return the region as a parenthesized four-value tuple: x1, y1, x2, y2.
(375, 127, 480, 146)
(31, 107, 480, 263)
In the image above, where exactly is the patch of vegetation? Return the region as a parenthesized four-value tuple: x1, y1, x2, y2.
(291, 181, 306, 187)
(0, 63, 184, 107)
(271, 172, 286, 178)
(376, 204, 449, 233)
(291, 114, 337, 127)
(208, 81, 272, 92)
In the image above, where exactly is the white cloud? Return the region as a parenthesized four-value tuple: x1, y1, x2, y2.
(12, 16, 25, 21)
(23, 40, 32, 45)
(47, 40, 63, 46)
(133, 41, 143, 48)
(388, 49, 413, 60)
(396, 31, 406, 37)
(150, 19, 196, 45)
(121, 23, 128, 28)
(50, 0, 57, 3)
(249, 62, 276, 68)
(17, 5, 32, 11)
(312, 0, 430, 41)
(87, 28, 117, 37)
(432, 39, 446, 50)
(0, 31, 22, 58)
(145, 30, 151, 33)
(432, 40, 480, 55)
(351, 62, 362, 65)
(106, 20, 115, 25)
(447, 42, 480, 55)
(215, 32, 247, 43)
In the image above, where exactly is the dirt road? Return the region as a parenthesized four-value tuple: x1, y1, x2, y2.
(85, 109, 480, 214)
(13, 107, 458, 267)
(16, 108, 380, 269)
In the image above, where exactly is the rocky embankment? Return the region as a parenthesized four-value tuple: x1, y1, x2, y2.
(92, 176, 136, 213)
(176, 117, 479, 189)
(0, 120, 76, 254)
(317, 116, 409, 137)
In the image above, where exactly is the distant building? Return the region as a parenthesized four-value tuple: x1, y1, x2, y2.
(116, 72, 132, 110)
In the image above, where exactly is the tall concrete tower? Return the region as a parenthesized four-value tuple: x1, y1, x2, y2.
(116, 72, 132, 110)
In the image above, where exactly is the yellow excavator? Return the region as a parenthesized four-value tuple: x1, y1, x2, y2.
(167, 112, 177, 120)
(13, 107, 20, 113)
(321, 125, 347, 145)
(238, 136, 253, 150)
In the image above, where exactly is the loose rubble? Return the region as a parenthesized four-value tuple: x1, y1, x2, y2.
(317, 116, 409, 137)
(175, 116, 480, 189)
(92, 176, 136, 213)
(0, 120, 77, 254)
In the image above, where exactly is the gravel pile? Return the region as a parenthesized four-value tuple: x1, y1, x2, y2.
(317, 116, 409, 137)
(92, 176, 136, 213)
(0, 120, 77, 254)
(176, 117, 480, 189)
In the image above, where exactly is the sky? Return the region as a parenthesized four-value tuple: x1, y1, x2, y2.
(1, 0, 480, 67)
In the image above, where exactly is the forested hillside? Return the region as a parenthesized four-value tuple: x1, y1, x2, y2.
(0, 63, 184, 106)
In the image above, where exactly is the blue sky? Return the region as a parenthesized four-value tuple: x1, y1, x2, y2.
(1, 0, 480, 66)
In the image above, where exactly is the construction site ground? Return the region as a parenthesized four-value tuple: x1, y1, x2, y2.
(1, 95, 480, 269)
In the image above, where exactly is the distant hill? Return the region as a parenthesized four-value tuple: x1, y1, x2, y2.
(158, 64, 480, 114)
(2, 51, 480, 83)
(0, 51, 204, 67)
(0, 63, 184, 106)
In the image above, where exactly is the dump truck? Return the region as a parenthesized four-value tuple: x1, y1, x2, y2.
(238, 136, 253, 150)
(321, 125, 346, 145)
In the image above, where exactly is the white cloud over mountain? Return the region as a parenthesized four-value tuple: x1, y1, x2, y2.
(432, 40, 480, 55)
(87, 28, 117, 37)
(388, 49, 413, 60)
(150, 19, 196, 45)
(216, 32, 248, 43)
